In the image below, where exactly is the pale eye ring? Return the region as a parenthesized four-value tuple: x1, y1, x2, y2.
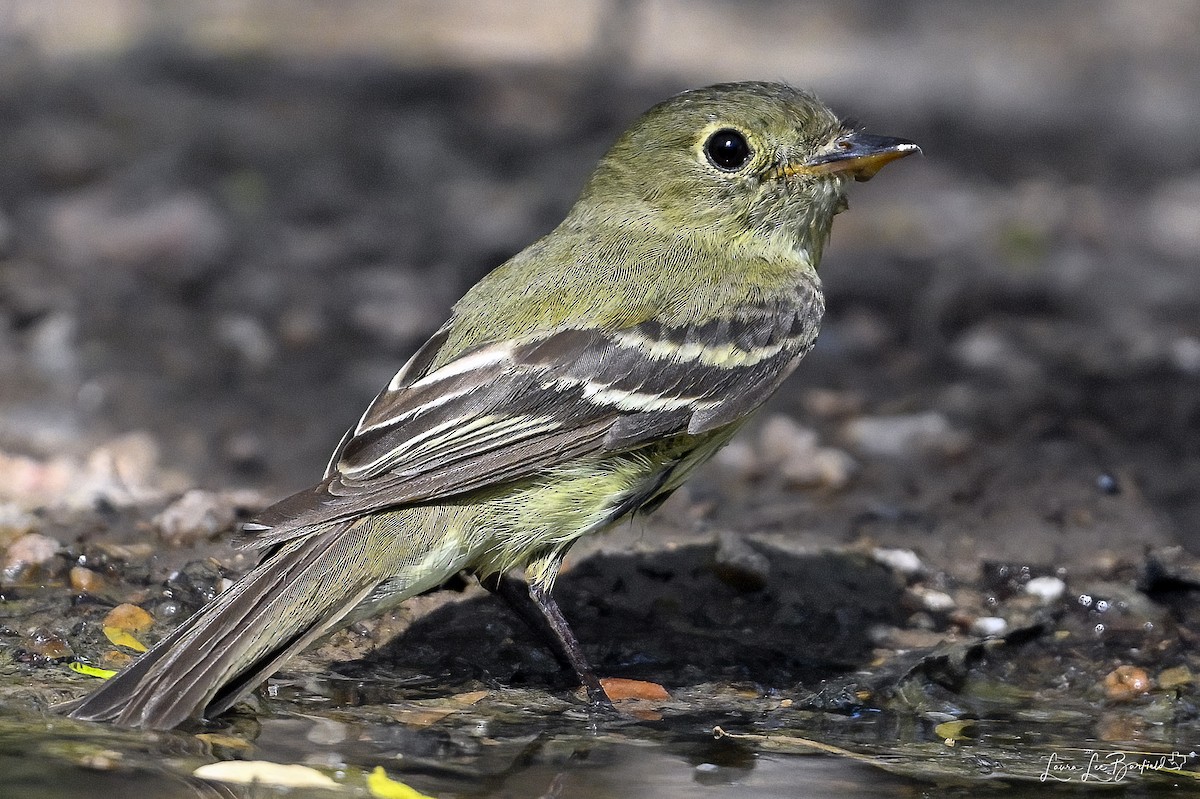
(704, 128, 752, 171)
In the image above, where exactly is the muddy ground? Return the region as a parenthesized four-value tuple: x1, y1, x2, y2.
(1, 22, 1200, 797)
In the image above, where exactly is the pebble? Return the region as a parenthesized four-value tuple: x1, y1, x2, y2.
(153, 489, 238, 545)
(1103, 665, 1152, 701)
(712, 531, 771, 591)
(909, 585, 956, 613)
(971, 616, 1008, 637)
(1024, 575, 1066, 603)
(1157, 665, 1193, 689)
(69, 565, 107, 593)
(842, 411, 966, 458)
(25, 628, 74, 661)
(757, 414, 857, 489)
(872, 547, 924, 576)
(2, 532, 60, 579)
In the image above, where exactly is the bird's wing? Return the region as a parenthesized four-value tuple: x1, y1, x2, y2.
(243, 284, 822, 548)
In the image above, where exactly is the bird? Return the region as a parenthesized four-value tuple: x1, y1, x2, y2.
(61, 81, 918, 729)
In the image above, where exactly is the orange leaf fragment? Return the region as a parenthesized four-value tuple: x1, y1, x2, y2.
(599, 678, 670, 701)
(103, 603, 154, 633)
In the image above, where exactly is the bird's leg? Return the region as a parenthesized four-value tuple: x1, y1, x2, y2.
(484, 570, 613, 709)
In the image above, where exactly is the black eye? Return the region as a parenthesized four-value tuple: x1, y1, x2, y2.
(704, 129, 752, 171)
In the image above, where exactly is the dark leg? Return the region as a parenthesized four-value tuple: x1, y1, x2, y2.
(485, 572, 613, 709)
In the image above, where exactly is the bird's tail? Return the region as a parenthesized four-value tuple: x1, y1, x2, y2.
(61, 518, 405, 730)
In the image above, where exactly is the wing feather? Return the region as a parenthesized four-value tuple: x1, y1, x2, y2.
(244, 283, 822, 549)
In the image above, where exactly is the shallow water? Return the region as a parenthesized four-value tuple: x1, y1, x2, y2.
(5, 678, 1197, 799)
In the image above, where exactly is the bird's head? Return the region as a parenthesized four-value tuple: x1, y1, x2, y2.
(578, 81, 919, 264)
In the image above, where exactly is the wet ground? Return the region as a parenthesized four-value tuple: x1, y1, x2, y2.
(3, 9, 1200, 796)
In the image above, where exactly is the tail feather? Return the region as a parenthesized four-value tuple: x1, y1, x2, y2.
(62, 520, 391, 729)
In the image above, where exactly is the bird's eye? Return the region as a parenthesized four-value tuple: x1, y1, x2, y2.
(704, 129, 752, 171)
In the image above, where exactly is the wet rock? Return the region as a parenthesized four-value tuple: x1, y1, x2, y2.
(22, 627, 74, 663)
(1157, 665, 1193, 689)
(712, 532, 770, 591)
(1024, 575, 1066, 603)
(1102, 665, 1152, 701)
(1143, 545, 1200, 591)
(2, 532, 61, 580)
(970, 616, 1008, 637)
(908, 585, 956, 613)
(68, 565, 107, 594)
(165, 559, 232, 608)
(872, 547, 924, 577)
(871, 626, 951, 650)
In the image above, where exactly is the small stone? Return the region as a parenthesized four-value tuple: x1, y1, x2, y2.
(801, 388, 864, 418)
(713, 438, 758, 477)
(3, 532, 61, 580)
(25, 628, 73, 661)
(712, 531, 770, 591)
(1024, 575, 1066, 603)
(843, 411, 967, 458)
(971, 616, 1008, 637)
(1157, 665, 1193, 689)
(758, 414, 857, 489)
(781, 445, 857, 490)
(69, 565, 106, 594)
(1103, 665, 1152, 701)
(909, 585, 956, 613)
(153, 490, 238, 545)
(79, 750, 124, 771)
(873, 547, 924, 576)
(871, 625, 950, 650)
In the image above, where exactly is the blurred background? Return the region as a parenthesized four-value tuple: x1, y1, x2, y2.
(0, 0, 1198, 559)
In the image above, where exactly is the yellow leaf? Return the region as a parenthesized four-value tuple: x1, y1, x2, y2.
(368, 766, 436, 799)
(103, 626, 148, 652)
(68, 661, 117, 679)
(934, 719, 976, 743)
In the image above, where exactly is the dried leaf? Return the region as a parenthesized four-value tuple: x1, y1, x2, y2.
(193, 760, 336, 788)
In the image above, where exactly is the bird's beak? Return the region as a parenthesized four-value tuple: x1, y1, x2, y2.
(771, 132, 921, 182)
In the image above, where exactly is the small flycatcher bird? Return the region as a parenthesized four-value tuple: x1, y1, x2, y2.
(63, 82, 917, 729)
